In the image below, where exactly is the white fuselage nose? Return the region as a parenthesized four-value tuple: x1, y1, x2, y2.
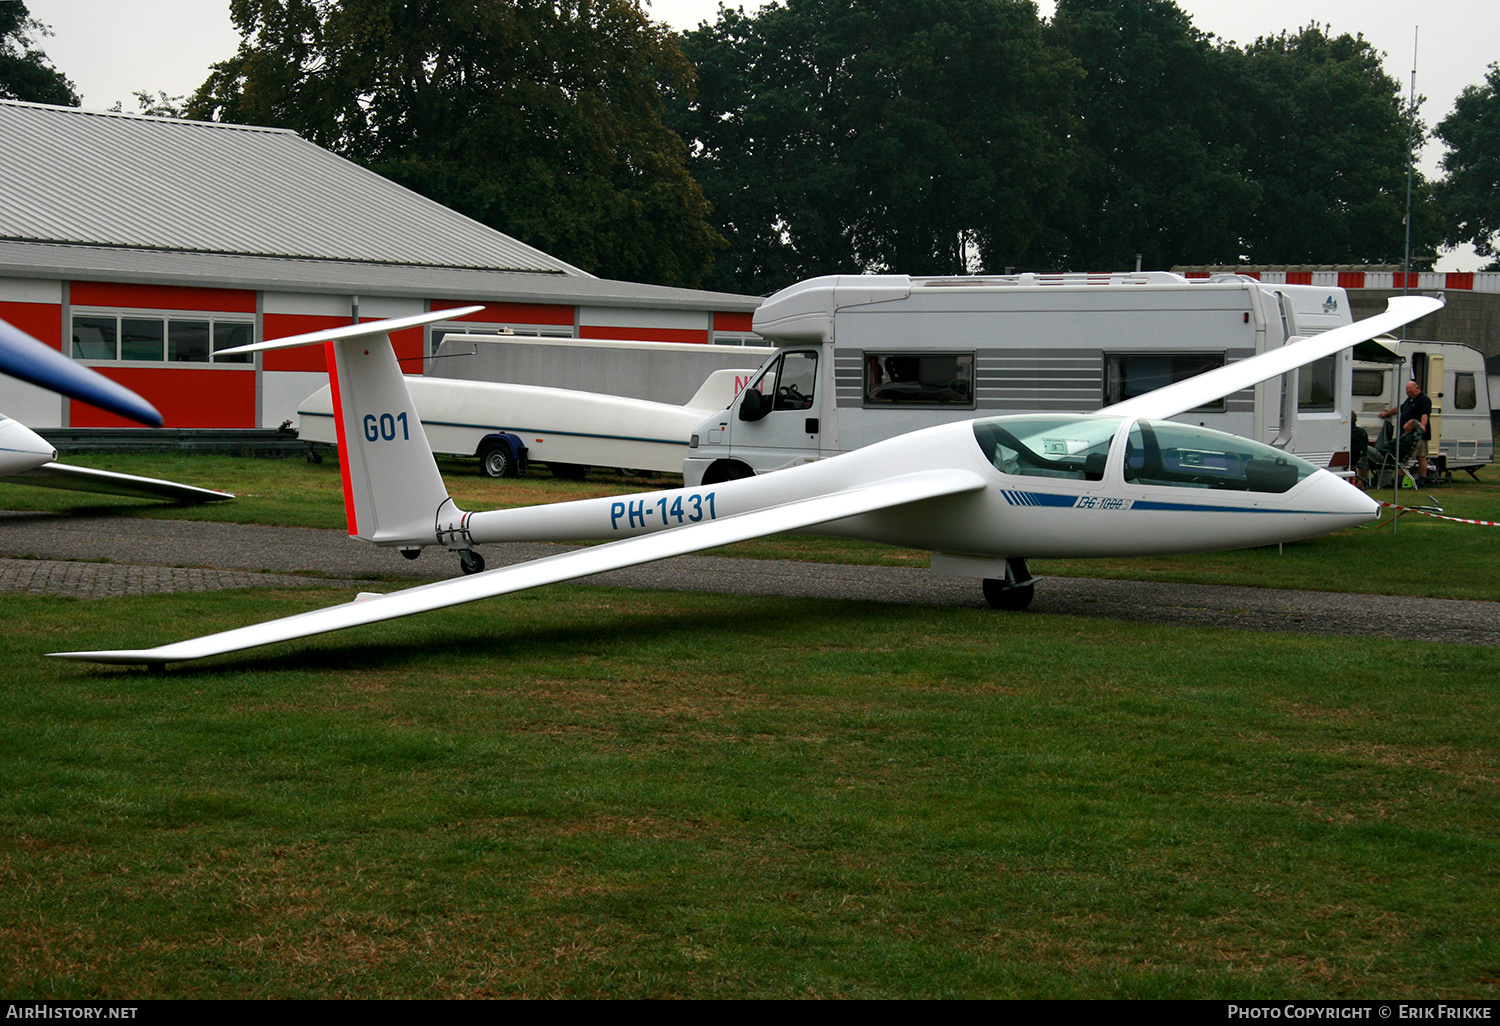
(0, 416, 56, 476)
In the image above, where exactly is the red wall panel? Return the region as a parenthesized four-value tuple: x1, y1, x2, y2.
(69, 368, 256, 428)
(70, 281, 256, 313)
(437, 302, 574, 326)
(713, 311, 755, 332)
(0, 301, 62, 348)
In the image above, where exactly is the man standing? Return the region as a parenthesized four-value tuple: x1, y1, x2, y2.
(1380, 380, 1432, 485)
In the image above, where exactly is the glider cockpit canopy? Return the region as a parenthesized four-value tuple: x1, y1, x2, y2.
(972, 415, 1317, 494)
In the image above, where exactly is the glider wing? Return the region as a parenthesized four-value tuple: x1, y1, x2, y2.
(50, 468, 984, 665)
(8, 462, 233, 502)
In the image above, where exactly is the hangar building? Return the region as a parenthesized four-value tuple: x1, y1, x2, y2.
(0, 100, 761, 430)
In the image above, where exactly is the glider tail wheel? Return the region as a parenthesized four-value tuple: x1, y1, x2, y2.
(983, 557, 1035, 611)
(458, 549, 486, 575)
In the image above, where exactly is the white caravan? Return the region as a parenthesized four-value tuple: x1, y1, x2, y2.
(685, 273, 1364, 487)
(1352, 338, 1493, 478)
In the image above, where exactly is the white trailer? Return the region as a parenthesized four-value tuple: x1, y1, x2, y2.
(685, 272, 1364, 487)
(428, 333, 775, 404)
(1352, 338, 1493, 477)
(298, 368, 756, 478)
(299, 336, 771, 477)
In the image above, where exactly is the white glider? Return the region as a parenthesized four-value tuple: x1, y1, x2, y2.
(51, 295, 1443, 667)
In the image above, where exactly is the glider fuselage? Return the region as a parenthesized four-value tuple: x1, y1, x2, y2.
(454, 416, 1376, 560)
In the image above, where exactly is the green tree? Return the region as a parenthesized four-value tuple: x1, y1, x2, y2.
(1436, 63, 1500, 264)
(110, 91, 190, 118)
(670, 0, 1081, 294)
(1234, 24, 1437, 264)
(0, 2, 80, 106)
(1034, 0, 1257, 271)
(190, 0, 722, 288)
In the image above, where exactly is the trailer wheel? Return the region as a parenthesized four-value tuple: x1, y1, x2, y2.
(549, 463, 588, 480)
(479, 441, 512, 479)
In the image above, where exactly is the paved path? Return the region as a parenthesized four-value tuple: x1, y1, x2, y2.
(3, 511, 1497, 645)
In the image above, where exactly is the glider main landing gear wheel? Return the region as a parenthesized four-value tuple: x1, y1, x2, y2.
(458, 549, 486, 575)
(982, 557, 1036, 611)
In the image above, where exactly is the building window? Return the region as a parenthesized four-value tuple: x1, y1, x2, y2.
(1105, 353, 1225, 412)
(71, 312, 254, 364)
(863, 352, 974, 407)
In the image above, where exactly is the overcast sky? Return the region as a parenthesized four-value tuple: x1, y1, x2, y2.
(21, 0, 1498, 270)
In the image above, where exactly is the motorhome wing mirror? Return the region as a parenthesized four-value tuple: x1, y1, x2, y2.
(739, 387, 769, 421)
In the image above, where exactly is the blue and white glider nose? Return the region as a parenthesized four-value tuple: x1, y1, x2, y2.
(0, 416, 57, 475)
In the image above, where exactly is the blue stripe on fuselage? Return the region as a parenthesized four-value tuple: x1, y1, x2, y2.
(999, 490, 1337, 516)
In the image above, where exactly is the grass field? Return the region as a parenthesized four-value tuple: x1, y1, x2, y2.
(2, 451, 1497, 997)
(3, 586, 1498, 998)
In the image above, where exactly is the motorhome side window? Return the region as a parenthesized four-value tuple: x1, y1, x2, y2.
(1455, 373, 1477, 410)
(863, 352, 974, 407)
(1105, 354, 1226, 412)
(1298, 355, 1336, 412)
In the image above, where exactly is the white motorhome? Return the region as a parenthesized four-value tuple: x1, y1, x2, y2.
(1352, 338, 1493, 478)
(685, 273, 1362, 487)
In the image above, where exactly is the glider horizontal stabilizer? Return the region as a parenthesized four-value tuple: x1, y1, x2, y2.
(1098, 295, 1443, 421)
(217, 306, 487, 355)
(9, 463, 234, 503)
(50, 468, 985, 665)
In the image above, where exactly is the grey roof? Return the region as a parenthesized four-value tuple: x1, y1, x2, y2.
(0, 100, 588, 275)
(0, 240, 761, 311)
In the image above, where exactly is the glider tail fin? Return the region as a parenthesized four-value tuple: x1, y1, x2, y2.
(324, 332, 454, 546)
(219, 306, 484, 547)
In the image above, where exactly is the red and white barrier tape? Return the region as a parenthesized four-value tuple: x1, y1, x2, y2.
(1375, 501, 1500, 526)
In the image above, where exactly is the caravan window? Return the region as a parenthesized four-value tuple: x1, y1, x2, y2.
(1352, 369, 1387, 396)
(864, 352, 973, 407)
(1455, 373, 1477, 410)
(1298, 355, 1336, 412)
(1105, 354, 1225, 412)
